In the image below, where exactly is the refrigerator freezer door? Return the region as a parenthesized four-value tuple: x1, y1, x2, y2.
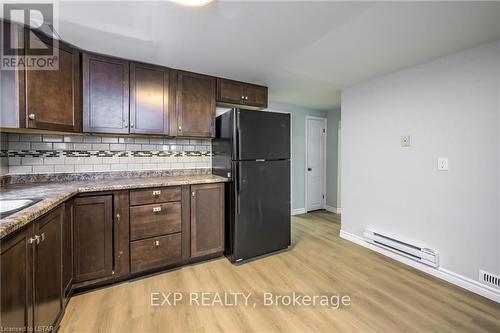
(236, 110, 290, 160)
(233, 160, 291, 261)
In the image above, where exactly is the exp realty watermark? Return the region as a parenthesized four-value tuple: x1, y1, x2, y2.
(1, 2, 59, 70)
(151, 292, 351, 310)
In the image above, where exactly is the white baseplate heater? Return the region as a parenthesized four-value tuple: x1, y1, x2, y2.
(363, 229, 439, 267)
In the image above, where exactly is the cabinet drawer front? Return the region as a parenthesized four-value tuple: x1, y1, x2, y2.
(130, 187, 181, 206)
(130, 202, 181, 241)
(130, 234, 181, 274)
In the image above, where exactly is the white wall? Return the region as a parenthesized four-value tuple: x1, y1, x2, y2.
(326, 108, 341, 210)
(341, 41, 500, 285)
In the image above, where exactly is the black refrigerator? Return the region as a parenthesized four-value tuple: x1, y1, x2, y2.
(213, 109, 291, 263)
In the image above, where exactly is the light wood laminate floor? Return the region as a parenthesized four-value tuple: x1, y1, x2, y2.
(60, 211, 500, 333)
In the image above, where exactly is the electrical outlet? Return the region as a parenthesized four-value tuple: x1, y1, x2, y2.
(438, 157, 449, 171)
(400, 135, 411, 147)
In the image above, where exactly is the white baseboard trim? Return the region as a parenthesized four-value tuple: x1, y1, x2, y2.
(291, 208, 306, 215)
(325, 205, 341, 214)
(339, 230, 500, 303)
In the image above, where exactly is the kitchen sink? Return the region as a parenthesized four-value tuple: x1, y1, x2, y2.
(0, 198, 42, 218)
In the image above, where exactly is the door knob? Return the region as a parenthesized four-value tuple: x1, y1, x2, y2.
(308, 168, 312, 171)
(28, 113, 36, 120)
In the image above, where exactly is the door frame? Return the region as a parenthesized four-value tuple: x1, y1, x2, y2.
(305, 116, 327, 212)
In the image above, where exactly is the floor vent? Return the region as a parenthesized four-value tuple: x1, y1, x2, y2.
(363, 229, 439, 267)
(479, 270, 500, 289)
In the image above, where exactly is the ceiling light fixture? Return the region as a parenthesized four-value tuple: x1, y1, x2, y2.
(171, 0, 214, 6)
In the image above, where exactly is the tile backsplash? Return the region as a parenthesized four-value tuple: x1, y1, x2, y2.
(1, 133, 212, 175)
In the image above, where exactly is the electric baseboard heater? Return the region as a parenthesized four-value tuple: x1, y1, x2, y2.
(363, 229, 439, 267)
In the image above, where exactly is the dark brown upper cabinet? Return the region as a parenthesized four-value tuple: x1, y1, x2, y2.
(190, 183, 224, 258)
(217, 78, 268, 108)
(26, 40, 81, 132)
(130, 62, 172, 135)
(0, 21, 81, 132)
(176, 71, 216, 138)
(82, 53, 129, 134)
(73, 195, 114, 283)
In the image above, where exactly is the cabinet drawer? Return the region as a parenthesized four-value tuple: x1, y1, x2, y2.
(130, 234, 181, 274)
(130, 186, 181, 206)
(130, 202, 181, 241)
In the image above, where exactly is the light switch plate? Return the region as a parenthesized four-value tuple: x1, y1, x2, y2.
(438, 157, 449, 171)
(400, 135, 411, 147)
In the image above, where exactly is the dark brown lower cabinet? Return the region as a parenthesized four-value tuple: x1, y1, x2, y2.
(63, 201, 73, 298)
(0, 226, 32, 331)
(190, 183, 225, 258)
(73, 195, 114, 283)
(0, 205, 64, 332)
(130, 234, 182, 274)
(33, 206, 63, 329)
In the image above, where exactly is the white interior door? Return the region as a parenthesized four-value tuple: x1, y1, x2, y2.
(306, 117, 326, 212)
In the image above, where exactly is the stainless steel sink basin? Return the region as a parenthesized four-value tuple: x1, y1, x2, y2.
(0, 198, 42, 218)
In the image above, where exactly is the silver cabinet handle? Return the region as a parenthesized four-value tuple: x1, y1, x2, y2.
(40, 233, 45, 242)
(178, 125, 182, 132)
(130, 123, 134, 128)
(34, 235, 41, 245)
(152, 190, 161, 197)
(28, 237, 36, 244)
(28, 113, 36, 120)
(154, 240, 160, 247)
(116, 213, 121, 221)
(241, 95, 245, 100)
(124, 122, 128, 128)
(153, 207, 162, 213)
(191, 191, 195, 197)
(245, 96, 249, 100)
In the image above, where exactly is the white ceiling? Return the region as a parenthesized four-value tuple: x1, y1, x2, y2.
(48, 1, 500, 110)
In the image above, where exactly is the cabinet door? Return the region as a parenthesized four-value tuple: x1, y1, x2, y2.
(190, 183, 224, 258)
(244, 84, 268, 108)
(0, 226, 33, 332)
(82, 53, 129, 134)
(73, 195, 114, 282)
(33, 206, 63, 329)
(176, 71, 216, 137)
(25, 40, 81, 132)
(217, 79, 245, 105)
(62, 201, 73, 297)
(130, 62, 171, 135)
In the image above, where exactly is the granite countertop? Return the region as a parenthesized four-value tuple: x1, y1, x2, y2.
(0, 174, 228, 239)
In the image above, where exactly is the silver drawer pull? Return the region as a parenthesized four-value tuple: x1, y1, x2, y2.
(152, 190, 161, 197)
(154, 240, 160, 247)
(40, 233, 45, 242)
(153, 207, 162, 213)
